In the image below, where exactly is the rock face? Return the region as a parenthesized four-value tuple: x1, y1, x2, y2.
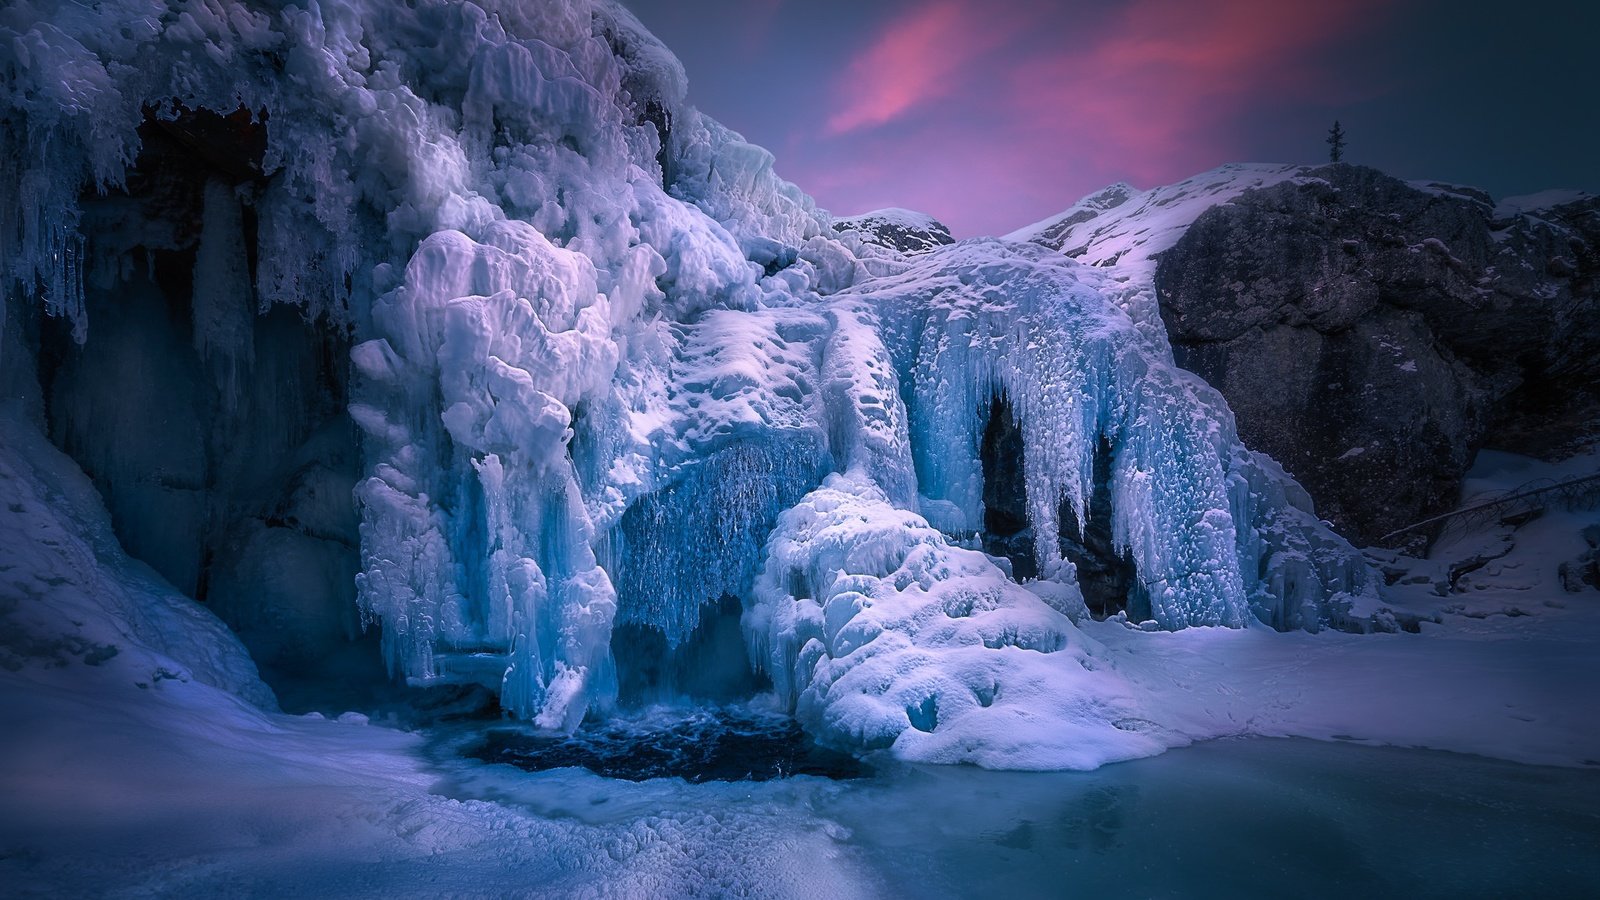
(1153, 165, 1600, 547)
(831, 208, 955, 254)
(1559, 524, 1600, 592)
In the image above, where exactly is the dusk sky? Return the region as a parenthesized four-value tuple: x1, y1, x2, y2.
(625, 0, 1598, 237)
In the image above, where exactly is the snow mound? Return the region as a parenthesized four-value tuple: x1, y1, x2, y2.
(748, 472, 1163, 769)
(0, 405, 273, 708)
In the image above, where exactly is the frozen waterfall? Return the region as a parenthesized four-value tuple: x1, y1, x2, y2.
(0, 0, 1383, 766)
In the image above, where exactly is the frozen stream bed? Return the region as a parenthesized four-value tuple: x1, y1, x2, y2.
(426, 711, 1600, 898)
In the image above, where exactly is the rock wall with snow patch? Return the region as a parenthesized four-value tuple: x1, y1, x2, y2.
(1014, 163, 1600, 549)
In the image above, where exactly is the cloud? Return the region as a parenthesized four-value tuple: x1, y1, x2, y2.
(798, 0, 1396, 235)
(824, 0, 1024, 135)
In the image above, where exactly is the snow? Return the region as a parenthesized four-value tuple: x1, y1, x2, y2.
(1005, 164, 1316, 269)
(0, 1, 1597, 889)
(0, 405, 273, 709)
(3, 353, 1600, 891)
(832, 207, 946, 233)
(1495, 188, 1594, 218)
(830, 207, 954, 256)
(2, 0, 1386, 751)
(747, 472, 1162, 769)
(1004, 163, 1321, 343)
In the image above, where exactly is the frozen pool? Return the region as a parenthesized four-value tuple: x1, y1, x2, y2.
(435, 728, 1600, 898)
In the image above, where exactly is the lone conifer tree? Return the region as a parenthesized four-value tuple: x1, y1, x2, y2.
(1326, 120, 1346, 163)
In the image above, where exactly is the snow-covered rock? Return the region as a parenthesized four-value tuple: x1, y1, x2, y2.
(831, 207, 955, 254)
(1153, 167, 1600, 547)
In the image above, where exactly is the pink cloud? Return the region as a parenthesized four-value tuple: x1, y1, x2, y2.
(825, 0, 1025, 135)
(792, 0, 1399, 235)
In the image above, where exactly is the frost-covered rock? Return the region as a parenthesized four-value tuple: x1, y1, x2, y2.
(831, 207, 955, 255)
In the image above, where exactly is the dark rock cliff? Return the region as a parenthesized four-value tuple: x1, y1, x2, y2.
(1154, 165, 1600, 547)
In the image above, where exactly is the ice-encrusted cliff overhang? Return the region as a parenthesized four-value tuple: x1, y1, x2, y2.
(2, 0, 1385, 765)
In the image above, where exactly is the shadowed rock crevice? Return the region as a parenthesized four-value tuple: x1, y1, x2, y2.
(980, 396, 1139, 617)
(1059, 437, 1140, 620)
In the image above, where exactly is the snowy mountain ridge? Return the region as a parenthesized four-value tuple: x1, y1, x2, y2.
(1006, 164, 1318, 268)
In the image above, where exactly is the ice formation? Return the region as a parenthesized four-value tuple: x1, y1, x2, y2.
(1, 0, 1382, 765)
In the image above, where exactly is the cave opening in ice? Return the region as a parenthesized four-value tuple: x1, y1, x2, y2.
(610, 594, 767, 706)
(606, 435, 829, 707)
(979, 393, 1037, 580)
(1057, 435, 1143, 621)
(11, 99, 385, 707)
(979, 393, 1141, 617)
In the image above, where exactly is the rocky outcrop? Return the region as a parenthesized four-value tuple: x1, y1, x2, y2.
(831, 207, 955, 254)
(1153, 165, 1600, 547)
(1559, 524, 1600, 592)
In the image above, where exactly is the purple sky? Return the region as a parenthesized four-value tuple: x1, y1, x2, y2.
(624, 0, 1598, 237)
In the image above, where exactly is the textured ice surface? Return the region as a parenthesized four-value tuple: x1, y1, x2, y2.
(746, 472, 1164, 768)
(1, 0, 1381, 762)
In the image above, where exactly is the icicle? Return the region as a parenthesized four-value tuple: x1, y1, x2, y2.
(612, 435, 828, 645)
(192, 178, 256, 412)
